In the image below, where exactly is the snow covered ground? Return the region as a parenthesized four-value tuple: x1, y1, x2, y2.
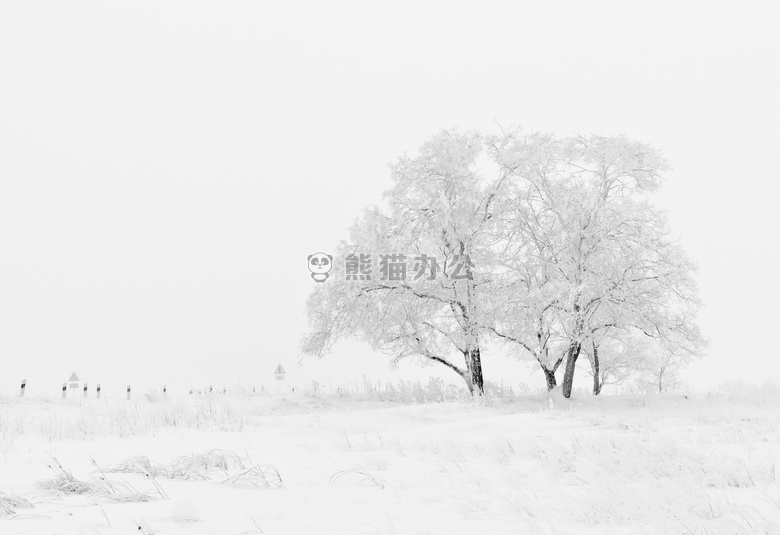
(1, 388, 779, 535)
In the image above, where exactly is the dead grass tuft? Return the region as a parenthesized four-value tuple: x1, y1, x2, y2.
(37, 457, 165, 503)
(0, 490, 34, 517)
(101, 450, 283, 488)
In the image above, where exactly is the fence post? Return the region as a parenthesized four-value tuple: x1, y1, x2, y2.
(20, 379, 26, 397)
(61, 383, 67, 399)
(83, 383, 88, 399)
(126, 385, 131, 400)
(163, 385, 167, 396)
(97, 384, 101, 399)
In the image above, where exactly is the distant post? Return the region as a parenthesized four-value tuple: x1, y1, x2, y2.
(83, 383, 88, 399)
(61, 383, 67, 399)
(96, 384, 101, 399)
(20, 379, 26, 397)
(209, 385, 212, 394)
(126, 385, 131, 400)
(223, 386, 226, 394)
(163, 385, 167, 396)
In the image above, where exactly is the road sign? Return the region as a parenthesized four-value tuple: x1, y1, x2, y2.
(68, 372, 79, 397)
(274, 364, 286, 381)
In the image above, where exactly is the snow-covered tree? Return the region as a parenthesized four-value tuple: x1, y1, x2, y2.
(301, 130, 512, 394)
(302, 127, 704, 399)
(582, 330, 651, 395)
(489, 131, 703, 397)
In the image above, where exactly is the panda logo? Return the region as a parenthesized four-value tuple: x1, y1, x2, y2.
(308, 252, 333, 283)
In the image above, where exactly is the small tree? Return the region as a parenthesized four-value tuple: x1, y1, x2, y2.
(582, 330, 650, 395)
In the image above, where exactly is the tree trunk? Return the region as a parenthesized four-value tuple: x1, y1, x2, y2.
(538, 354, 564, 391)
(543, 366, 557, 391)
(561, 341, 582, 399)
(464, 348, 484, 395)
(592, 342, 602, 395)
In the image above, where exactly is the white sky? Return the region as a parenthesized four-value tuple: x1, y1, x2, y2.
(1, 1, 778, 397)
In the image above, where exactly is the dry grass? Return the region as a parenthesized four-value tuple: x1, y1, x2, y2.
(329, 469, 385, 489)
(0, 490, 33, 517)
(168, 449, 245, 479)
(37, 457, 165, 503)
(104, 449, 283, 488)
(102, 455, 167, 478)
(223, 465, 283, 488)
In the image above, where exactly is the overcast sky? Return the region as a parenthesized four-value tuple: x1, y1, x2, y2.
(1, 2, 778, 397)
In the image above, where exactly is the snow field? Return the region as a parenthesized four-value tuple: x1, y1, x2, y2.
(0, 391, 779, 534)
